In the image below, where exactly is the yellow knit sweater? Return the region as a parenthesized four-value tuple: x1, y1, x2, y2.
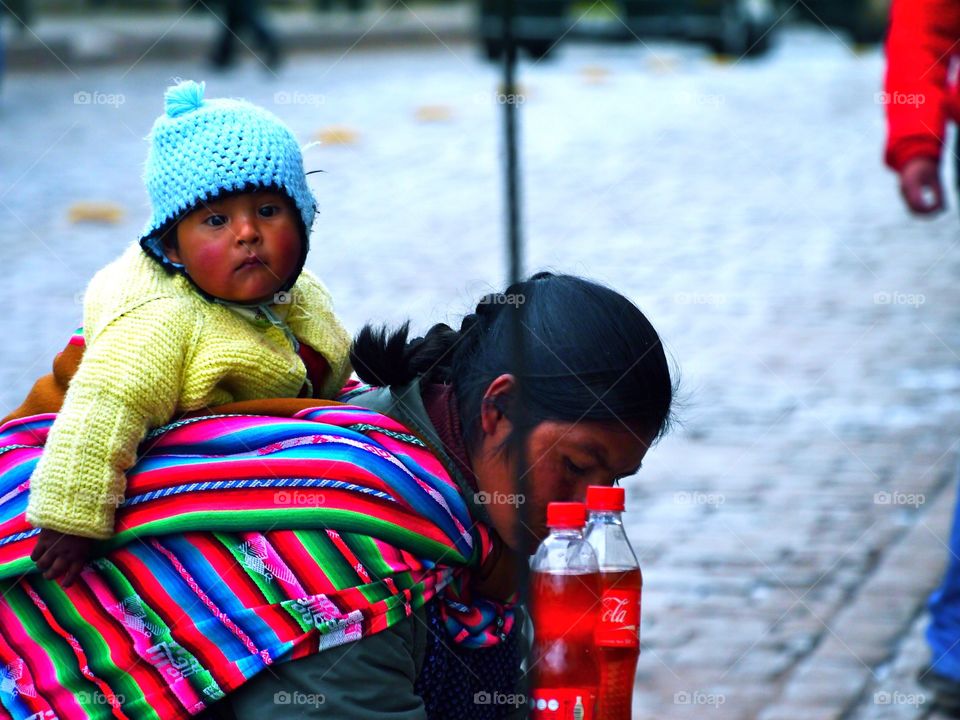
(26, 243, 352, 539)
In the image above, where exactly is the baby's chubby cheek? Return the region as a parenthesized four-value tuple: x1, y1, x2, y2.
(190, 246, 234, 285)
(274, 232, 303, 272)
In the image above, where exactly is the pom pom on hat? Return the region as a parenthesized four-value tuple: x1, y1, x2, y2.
(164, 80, 205, 118)
(139, 78, 318, 282)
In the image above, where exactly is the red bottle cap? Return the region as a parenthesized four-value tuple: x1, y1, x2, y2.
(586, 485, 625, 512)
(546, 502, 586, 528)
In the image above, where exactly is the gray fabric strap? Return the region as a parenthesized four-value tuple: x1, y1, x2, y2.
(214, 607, 429, 720)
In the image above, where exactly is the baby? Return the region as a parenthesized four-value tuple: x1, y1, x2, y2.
(28, 80, 352, 585)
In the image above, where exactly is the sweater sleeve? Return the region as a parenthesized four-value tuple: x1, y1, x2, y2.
(292, 271, 353, 398)
(26, 298, 200, 539)
(884, 0, 960, 171)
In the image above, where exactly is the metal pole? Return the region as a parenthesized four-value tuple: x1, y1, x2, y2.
(498, 0, 533, 711)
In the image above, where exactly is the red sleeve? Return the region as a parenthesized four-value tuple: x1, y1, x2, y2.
(296, 342, 331, 399)
(884, 0, 960, 171)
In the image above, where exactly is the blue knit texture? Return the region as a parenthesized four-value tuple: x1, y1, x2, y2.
(139, 80, 317, 266)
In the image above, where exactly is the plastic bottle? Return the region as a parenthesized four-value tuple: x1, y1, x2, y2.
(585, 485, 642, 720)
(530, 502, 600, 719)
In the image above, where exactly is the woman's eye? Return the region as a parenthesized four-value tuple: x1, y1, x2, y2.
(203, 215, 226, 227)
(564, 458, 588, 476)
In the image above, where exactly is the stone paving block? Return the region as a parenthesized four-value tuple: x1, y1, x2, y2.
(717, 647, 796, 681)
(758, 703, 846, 720)
(780, 662, 874, 705)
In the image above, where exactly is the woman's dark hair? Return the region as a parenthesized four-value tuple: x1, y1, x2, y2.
(350, 272, 675, 449)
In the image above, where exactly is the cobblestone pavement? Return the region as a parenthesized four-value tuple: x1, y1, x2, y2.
(1, 21, 959, 720)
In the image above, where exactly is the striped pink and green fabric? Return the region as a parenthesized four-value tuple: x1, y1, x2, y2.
(0, 400, 513, 719)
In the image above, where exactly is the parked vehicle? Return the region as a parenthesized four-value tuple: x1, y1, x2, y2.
(796, 0, 890, 44)
(478, 0, 571, 61)
(477, 0, 782, 62)
(621, 0, 780, 57)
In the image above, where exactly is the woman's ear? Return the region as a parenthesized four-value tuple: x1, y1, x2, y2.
(480, 373, 515, 438)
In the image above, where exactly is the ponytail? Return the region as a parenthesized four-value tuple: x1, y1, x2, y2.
(350, 321, 461, 387)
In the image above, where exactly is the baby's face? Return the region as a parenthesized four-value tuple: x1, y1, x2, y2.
(165, 190, 302, 304)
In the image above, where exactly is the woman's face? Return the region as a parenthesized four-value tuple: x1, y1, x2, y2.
(470, 374, 654, 554)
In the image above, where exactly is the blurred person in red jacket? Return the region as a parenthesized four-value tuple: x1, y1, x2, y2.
(885, 1, 960, 716)
(884, 0, 960, 215)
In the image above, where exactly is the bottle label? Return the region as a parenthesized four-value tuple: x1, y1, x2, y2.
(595, 588, 640, 647)
(530, 688, 595, 719)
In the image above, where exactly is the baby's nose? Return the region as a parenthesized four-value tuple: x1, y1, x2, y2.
(234, 216, 261, 242)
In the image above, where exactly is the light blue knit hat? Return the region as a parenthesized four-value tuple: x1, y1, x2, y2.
(139, 80, 317, 270)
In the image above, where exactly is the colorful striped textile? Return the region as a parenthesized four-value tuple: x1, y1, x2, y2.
(67, 327, 85, 348)
(0, 402, 514, 719)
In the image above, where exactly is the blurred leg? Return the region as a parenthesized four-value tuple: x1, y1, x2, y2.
(240, 0, 280, 68)
(927, 485, 960, 682)
(932, 150, 960, 683)
(211, 0, 242, 69)
(0, 11, 5, 94)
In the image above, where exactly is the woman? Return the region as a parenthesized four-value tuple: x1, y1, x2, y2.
(0, 271, 674, 719)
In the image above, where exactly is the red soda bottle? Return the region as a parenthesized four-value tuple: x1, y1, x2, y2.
(530, 502, 601, 719)
(584, 486, 642, 720)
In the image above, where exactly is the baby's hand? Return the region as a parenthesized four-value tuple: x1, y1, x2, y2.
(30, 528, 93, 587)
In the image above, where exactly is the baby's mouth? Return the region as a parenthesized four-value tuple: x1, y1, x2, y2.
(237, 255, 265, 270)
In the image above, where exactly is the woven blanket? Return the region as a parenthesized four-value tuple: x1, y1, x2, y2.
(0, 402, 513, 719)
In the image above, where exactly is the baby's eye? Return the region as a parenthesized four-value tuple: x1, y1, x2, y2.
(259, 204, 280, 218)
(203, 214, 227, 227)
